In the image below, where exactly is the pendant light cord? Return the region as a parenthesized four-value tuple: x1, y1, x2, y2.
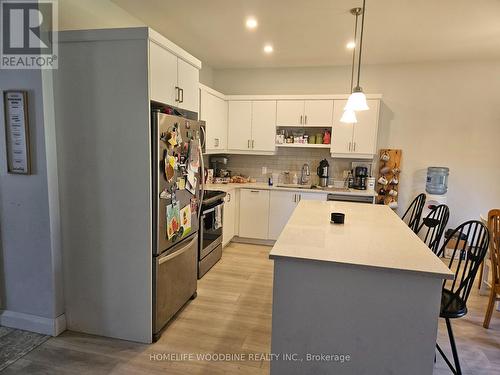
(356, 0, 366, 88)
(350, 10, 359, 93)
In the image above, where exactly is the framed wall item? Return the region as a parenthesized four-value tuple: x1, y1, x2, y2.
(3, 90, 31, 174)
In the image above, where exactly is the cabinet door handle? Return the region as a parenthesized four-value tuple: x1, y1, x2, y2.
(293, 194, 296, 203)
(348, 142, 352, 151)
(298, 194, 301, 202)
(250, 190, 260, 193)
(353, 142, 356, 152)
(252, 139, 255, 148)
(175, 86, 180, 102)
(214, 138, 219, 148)
(305, 115, 307, 124)
(228, 193, 231, 202)
(179, 88, 184, 103)
(300, 115, 303, 124)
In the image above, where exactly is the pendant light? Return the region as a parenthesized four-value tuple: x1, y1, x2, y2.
(340, 108, 357, 123)
(345, 0, 369, 112)
(340, 7, 362, 124)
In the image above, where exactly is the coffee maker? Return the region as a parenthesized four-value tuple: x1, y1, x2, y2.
(317, 159, 329, 187)
(353, 166, 368, 190)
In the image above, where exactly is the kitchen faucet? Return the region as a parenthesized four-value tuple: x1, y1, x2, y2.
(300, 163, 310, 185)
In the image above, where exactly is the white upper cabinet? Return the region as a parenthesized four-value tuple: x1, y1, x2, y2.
(251, 101, 276, 152)
(149, 41, 178, 107)
(276, 100, 304, 126)
(227, 100, 276, 153)
(200, 87, 227, 153)
(303, 100, 334, 126)
(331, 99, 380, 159)
(351, 100, 380, 155)
(228, 101, 252, 151)
(177, 59, 199, 112)
(149, 39, 200, 113)
(276, 99, 333, 126)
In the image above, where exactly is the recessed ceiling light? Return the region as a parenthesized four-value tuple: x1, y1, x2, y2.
(346, 41, 356, 49)
(246, 17, 258, 29)
(263, 44, 273, 54)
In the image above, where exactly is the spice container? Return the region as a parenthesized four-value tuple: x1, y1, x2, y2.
(315, 133, 323, 144)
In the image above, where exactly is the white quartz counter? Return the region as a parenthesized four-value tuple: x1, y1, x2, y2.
(269, 200, 453, 279)
(204, 182, 377, 197)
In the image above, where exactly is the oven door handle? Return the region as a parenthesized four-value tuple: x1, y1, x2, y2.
(202, 207, 216, 215)
(159, 235, 197, 265)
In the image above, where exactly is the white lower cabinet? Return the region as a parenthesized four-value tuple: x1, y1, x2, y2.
(268, 191, 326, 240)
(268, 191, 300, 240)
(225, 188, 327, 243)
(239, 189, 270, 239)
(223, 189, 238, 246)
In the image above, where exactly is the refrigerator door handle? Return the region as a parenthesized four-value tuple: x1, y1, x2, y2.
(198, 139, 205, 220)
(158, 235, 197, 265)
(200, 125, 206, 150)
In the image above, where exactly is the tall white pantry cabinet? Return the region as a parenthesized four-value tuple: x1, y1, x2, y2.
(54, 27, 201, 344)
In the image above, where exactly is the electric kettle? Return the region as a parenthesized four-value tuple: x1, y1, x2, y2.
(317, 159, 330, 187)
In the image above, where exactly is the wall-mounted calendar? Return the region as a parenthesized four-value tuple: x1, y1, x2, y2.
(3, 91, 31, 174)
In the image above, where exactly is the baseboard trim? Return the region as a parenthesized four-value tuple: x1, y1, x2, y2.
(0, 310, 66, 336)
(231, 237, 275, 246)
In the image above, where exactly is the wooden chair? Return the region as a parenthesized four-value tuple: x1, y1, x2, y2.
(401, 193, 426, 233)
(483, 209, 500, 329)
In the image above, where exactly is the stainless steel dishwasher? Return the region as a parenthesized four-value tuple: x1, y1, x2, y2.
(327, 193, 375, 204)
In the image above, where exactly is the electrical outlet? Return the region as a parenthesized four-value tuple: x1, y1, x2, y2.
(262, 166, 267, 175)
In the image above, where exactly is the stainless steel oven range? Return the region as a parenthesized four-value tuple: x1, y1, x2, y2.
(199, 190, 226, 278)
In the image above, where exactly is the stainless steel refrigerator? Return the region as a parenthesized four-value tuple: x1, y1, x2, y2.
(151, 110, 205, 340)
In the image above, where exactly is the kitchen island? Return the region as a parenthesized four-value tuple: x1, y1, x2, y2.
(269, 200, 453, 375)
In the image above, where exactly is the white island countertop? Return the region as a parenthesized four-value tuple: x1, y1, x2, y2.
(269, 200, 453, 279)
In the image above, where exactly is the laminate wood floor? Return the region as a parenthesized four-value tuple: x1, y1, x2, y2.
(2, 243, 500, 374)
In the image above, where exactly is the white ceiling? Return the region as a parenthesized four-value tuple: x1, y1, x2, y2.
(112, 0, 500, 69)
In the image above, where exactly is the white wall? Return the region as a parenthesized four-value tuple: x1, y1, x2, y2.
(0, 70, 65, 335)
(0, 0, 142, 336)
(58, 0, 144, 30)
(199, 64, 214, 87)
(212, 61, 500, 227)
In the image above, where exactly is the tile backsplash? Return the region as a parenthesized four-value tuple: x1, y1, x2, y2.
(207, 148, 374, 185)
